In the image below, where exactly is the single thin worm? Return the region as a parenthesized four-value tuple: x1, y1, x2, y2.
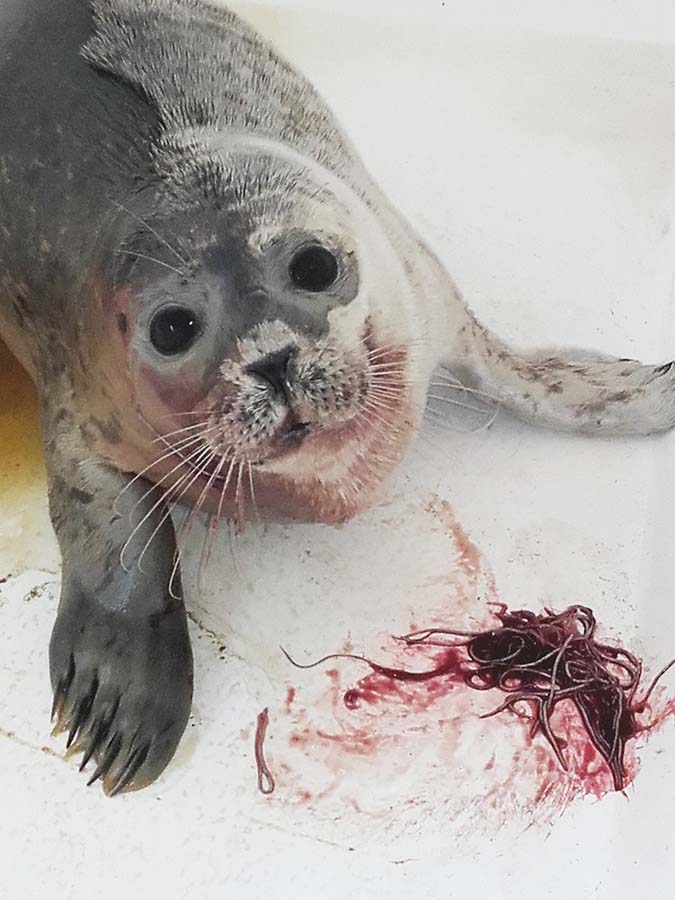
(255, 707, 275, 796)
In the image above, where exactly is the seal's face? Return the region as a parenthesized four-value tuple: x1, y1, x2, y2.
(106, 147, 427, 524)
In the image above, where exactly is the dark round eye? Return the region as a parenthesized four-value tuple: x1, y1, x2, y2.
(149, 306, 201, 356)
(289, 244, 339, 292)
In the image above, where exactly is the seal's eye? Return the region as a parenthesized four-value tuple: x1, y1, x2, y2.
(150, 306, 201, 356)
(289, 244, 339, 293)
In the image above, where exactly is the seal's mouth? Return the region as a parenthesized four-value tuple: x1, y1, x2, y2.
(183, 397, 362, 468)
(183, 405, 370, 478)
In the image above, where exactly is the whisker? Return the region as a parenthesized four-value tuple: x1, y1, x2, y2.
(153, 425, 219, 450)
(124, 469, 194, 576)
(247, 462, 260, 525)
(369, 375, 406, 388)
(120, 445, 212, 571)
(430, 377, 500, 405)
(183, 448, 232, 543)
(216, 457, 238, 522)
(368, 385, 406, 402)
(142, 445, 221, 584)
(200, 457, 239, 578)
(137, 491, 188, 577)
(235, 461, 246, 529)
(152, 421, 213, 443)
(155, 430, 213, 453)
(155, 411, 214, 418)
(369, 374, 408, 388)
(168, 548, 183, 602)
(366, 344, 403, 361)
(116, 250, 186, 278)
(360, 400, 400, 435)
(426, 394, 495, 415)
(115, 202, 192, 269)
(367, 353, 407, 365)
(364, 394, 398, 416)
(368, 363, 408, 376)
(423, 405, 498, 435)
(172, 449, 222, 552)
(113, 433, 207, 514)
(130, 439, 209, 516)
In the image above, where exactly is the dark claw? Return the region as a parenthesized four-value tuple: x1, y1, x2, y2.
(79, 699, 118, 772)
(87, 733, 122, 787)
(79, 719, 105, 771)
(66, 676, 99, 749)
(108, 743, 151, 797)
(656, 362, 675, 375)
(51, 682, 65, 724)
(65, 702, 87, 750)
(51, 654, 76, 722)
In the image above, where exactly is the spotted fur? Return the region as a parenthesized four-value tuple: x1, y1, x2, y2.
(0, 0, 673, 797)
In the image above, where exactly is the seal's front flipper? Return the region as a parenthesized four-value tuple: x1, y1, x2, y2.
(45, 442, 193, 796)
(452, 316, 675, 436)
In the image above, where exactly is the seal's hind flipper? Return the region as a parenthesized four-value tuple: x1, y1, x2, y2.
(451, 317, 675, 436)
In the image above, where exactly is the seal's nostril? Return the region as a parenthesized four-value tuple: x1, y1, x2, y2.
(246, 288, 269, 306)
(247, 345, 296, 397)
(288, 420, 310, 436)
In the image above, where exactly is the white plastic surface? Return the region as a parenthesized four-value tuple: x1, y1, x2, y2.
(2, 2, 675, 897)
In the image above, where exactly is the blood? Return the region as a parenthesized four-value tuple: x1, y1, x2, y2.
(287, 605, 675, 794)
(342, 648, 466, 713)
(425, 498, 482, 576)
(289, 724, 384, 757)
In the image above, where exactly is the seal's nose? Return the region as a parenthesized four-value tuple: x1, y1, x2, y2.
(247, 345, 296, 398)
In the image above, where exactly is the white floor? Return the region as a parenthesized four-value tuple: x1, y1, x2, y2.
(2, 2, 675, 898)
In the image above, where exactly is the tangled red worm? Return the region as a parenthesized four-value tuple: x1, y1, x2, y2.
(284, 604, 675, 791)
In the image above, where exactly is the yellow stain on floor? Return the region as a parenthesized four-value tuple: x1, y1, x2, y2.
(0, 339, 59, 578)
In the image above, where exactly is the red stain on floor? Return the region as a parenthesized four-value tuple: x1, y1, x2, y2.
(251, 494, 675, 835)
(425, 496, 482, 578)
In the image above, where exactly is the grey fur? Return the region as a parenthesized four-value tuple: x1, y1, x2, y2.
(83, 0, 361, 184)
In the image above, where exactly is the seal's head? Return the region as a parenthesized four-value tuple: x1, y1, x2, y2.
(102, 138, 432, 524)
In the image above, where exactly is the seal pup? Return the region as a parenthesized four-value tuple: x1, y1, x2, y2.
(1, 0, 673, 795)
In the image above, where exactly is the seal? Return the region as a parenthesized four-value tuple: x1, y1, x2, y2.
(1, 0, 673, 795)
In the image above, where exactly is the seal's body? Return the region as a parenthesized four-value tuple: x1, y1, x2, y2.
(1, 0, 673, 794)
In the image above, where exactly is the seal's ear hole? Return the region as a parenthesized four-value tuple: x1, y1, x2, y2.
(149, 305, 202, 356)
(289, 244, 339, 293)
